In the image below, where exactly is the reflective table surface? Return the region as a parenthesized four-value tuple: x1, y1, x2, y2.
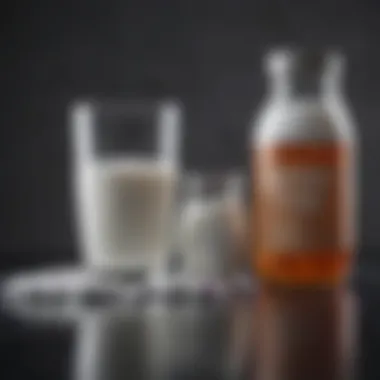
(1, 263, 380, 380)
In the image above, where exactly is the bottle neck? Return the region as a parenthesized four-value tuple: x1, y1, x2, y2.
(269, 71, 342, 100)
(265, 49, 345, 101)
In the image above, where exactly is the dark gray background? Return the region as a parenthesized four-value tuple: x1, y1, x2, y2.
(1, 0, 379, 269)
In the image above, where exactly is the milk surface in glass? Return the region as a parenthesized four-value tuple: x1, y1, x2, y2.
(76, 158, 177, 274)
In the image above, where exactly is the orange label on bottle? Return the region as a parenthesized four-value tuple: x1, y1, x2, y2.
(254, 144, 353, 255)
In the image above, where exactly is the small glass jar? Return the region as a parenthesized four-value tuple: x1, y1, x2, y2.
(177, 172, 249, 288)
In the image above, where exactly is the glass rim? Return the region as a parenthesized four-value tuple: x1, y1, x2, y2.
(182, 170, 248, 198)
(68, 97, 184, 115)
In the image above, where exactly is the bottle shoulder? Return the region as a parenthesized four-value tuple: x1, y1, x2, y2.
(251, 97, 357, 146)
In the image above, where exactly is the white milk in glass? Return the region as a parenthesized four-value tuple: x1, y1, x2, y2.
(76, 157, 177, 275)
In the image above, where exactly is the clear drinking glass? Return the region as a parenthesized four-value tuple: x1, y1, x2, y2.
(178, 172, 249, 288)
(69, 99, 182, 281)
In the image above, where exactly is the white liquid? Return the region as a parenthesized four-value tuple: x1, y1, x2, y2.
(75, 158, 177, 274)
(179, 199, 230, 284)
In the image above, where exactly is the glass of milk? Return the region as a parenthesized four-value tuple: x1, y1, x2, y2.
(69, 99, 182, 283)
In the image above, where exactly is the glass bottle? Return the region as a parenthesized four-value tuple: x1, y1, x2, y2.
(251, 48, 358, 286)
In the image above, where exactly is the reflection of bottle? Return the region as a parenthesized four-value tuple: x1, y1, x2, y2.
(251, 49, 358, 286)
(255, 288, 357, 380)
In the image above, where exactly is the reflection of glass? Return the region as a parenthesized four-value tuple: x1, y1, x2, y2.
(255, 288, 358, 380)
(227, 299, 254, 379)
(70, 99, 182, 280)
(178, 172, 249, 286)
(73, 311, 146, 380)
(72, 303, 245, 380)
(144, 303, 230, 380)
